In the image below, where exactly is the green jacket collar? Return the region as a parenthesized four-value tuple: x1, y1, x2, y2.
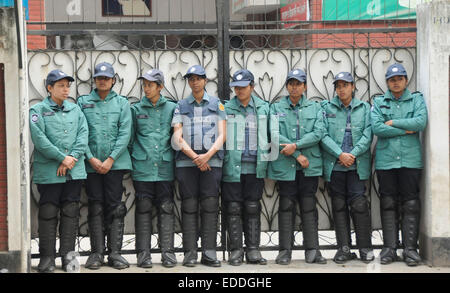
(330, 96, 363, 109)
(89, 89, 118, 102)
(141, 95, 167, 108)
(283, 95, 308, 109)
(228, 94, 265, 111)
(44, 96, 75, 112)
(384, 89, 412, 102)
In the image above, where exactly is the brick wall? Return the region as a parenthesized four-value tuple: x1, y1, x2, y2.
(26, 0, 46, 49)
(0, 63, 7, 252)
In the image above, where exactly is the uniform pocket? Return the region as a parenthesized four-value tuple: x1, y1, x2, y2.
(131, 151, 147, 160)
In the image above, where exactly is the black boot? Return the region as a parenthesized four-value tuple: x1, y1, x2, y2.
(37, 203, 59, 273)
(226, 201, 244, 266)
(350, 196, 374, 263)
(182, 197, 198, 267)
(244, 201, 267, 265)
(300, 196, 327, 264)
(158, 200, 177, 268)
(380, 196, 399, 265)
(401, 199, 421, 266)
(331, 195, 355, 264)
(135, 197, 153, 268)
(275, 197, 295, 265)
(59, 202, 80, 272)
(85, 202, 105, 270)
(200, 197, 221, 267)
(106, 203, 129, 270)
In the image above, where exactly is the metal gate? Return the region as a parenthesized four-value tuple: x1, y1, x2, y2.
(27, 0, 417, 259)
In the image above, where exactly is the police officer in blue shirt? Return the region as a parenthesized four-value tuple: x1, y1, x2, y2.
(171, 65, 227, 267)
(371, 64, 428, 266)
(30, 70, 89, 272)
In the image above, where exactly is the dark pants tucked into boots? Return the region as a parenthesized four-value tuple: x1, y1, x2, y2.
(243, 201, 266, 264)
(106, 203, 129, 270)
(181, 197, 198, 267)
(200, 196, 221, 267)
(38, 203, 59, 273)
(377, 168, 422, 265)
(135, 197, 153, 268)
(226, 201, 244, 265)
(59, 202, 80, 271)
(85, 201, 105, 270)
(158, 200, 177, 267)
(276, 196, 295, 265)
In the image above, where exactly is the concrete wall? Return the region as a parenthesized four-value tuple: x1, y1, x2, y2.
(0, 6, 31, 273)
(417, 0, 450, 267)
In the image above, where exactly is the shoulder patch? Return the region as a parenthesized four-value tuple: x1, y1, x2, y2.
(31, 113, 39, 123)
(219, 103, 225, 111)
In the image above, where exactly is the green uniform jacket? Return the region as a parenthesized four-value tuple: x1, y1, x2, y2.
(320, 96, 373, 182)
(129, 95, 177, 182)
(30, 97, 88, 184)
(222, 95, 270, 182)
(77, 89, 132, 173)
(371, 89, 428, 170)
(268, 95, 325, 180)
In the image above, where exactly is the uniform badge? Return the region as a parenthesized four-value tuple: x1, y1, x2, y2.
(219, 103, 225, 111)
(293, 70, 299, 75)
(174, 108, 180, 114)
(101, 66, 107, 71)
(236, 74, 243, 80)
(31, 113, 39, 123)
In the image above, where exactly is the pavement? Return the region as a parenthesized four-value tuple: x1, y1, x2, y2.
(31, 250, 450, 273)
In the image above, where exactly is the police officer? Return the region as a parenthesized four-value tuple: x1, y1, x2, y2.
(171, 65, 227, 267)
(129, 69, 177, 268)
(222, 69, 269, 266)
(268, 69, 327, 265)
(320, 72, 374, 264)
(30, 70, 88, 272)
(77, 62, 132, 270)
(371, 63, 427, 266)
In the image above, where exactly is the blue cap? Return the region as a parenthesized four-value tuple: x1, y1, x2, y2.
(93, 62, 115, 78)
(333, 72, 354, 84)
(138, 69, 164, 84)
(385, 63, 407, 80)
(184, 65, 207, 78)
(229, 69, 254, 87)
(45, 69, 74, 87)
(286, 69, 307, 84)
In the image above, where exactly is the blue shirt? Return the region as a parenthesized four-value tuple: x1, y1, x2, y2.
(333, 99, 356, 172)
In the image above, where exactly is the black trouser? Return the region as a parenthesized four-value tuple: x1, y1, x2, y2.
(329, 170, 366, 203)
(86, 170, 126, 212)
(278, 171, 320, 251)
(37, 180, 83, 207)
(133, 180, 174, 203)
(176, 167, 222, 256)
(376, 168, 422, 251)
(376, 168, 421, 202)
(221, 174, 264, 202)
(278, 171, 318, 201)
(176, 167, 222, 200)
(328, 170, 372, 250)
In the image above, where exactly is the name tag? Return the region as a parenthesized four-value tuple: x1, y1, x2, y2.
(326, 113, 336, 118)
(42, 111, 55, 116)
(247, 122, 257, 129)
(193, 116, 213, 123)
(227, 114, 235, 118)
(82, 104, 95, 109)
(137, 114, 149, 119)
(278, 113, 286, 117)
(380, 105, 390, 109)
